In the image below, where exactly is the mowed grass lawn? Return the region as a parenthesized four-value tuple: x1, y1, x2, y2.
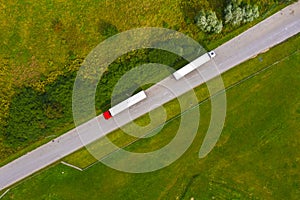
(2, 32, 300, 199)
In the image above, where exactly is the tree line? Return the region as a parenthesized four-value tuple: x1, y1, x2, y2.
(184, 0, 297, 34)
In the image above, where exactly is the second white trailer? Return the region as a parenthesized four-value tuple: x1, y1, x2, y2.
(173, 51, 216, 80)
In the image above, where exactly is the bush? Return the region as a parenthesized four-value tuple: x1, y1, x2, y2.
(195, 10, 223, 34)
(98, 20, 119, 38)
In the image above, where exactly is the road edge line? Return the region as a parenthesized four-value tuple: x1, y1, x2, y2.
(0, 189, 10, 199)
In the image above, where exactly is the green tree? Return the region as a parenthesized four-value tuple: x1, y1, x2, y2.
(195, 10, 223, 34)
(243, 4, 260, 23)
(224, 0, 260, 26)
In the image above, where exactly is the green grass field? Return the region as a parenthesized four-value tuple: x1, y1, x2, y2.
(2, 31, 299, 200)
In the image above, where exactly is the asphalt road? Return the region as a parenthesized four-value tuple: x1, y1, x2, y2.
(1, 1, 300, 191)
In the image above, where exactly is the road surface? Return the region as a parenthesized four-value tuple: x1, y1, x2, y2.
(1, 0, 300, 191)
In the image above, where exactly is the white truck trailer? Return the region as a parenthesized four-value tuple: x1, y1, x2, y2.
(173, 51, 216, 80)
(103, 91, 147, 119)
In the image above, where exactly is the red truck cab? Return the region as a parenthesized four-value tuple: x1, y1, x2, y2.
(103, 111, 112, 120)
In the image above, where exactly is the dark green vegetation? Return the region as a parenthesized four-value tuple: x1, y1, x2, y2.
(3, 32, 300, 200)
(3, 49, 183, 148)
